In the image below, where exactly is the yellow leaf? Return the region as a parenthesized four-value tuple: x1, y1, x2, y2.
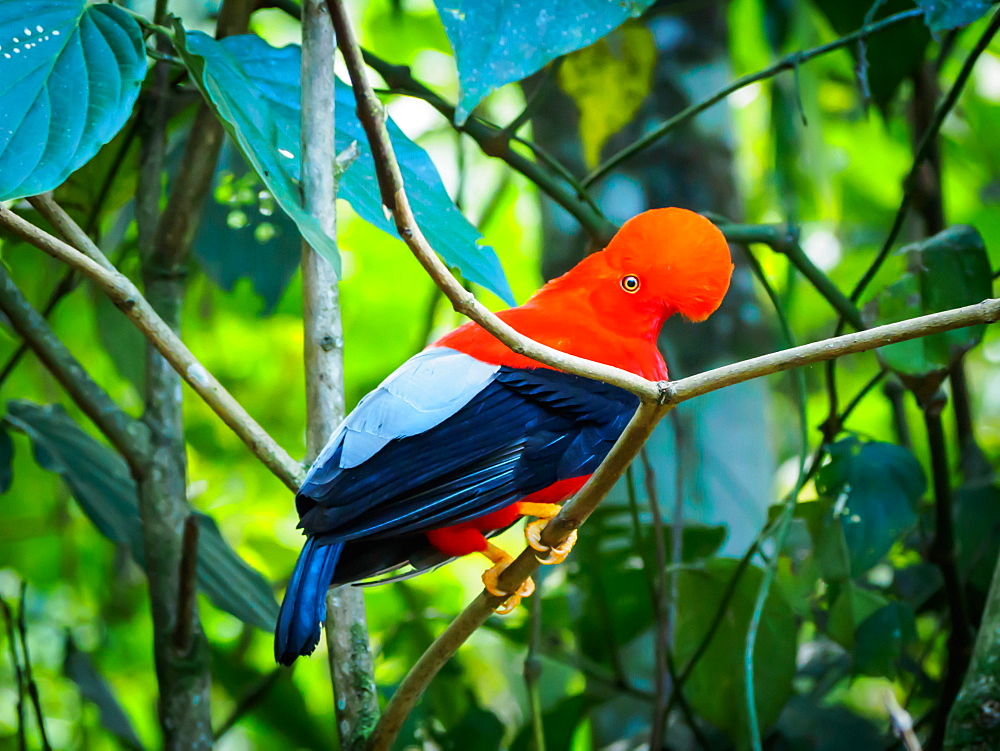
(557, 22, 656, 168)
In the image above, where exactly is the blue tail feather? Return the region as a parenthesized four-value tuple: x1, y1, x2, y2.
(275, 538, 343, 666)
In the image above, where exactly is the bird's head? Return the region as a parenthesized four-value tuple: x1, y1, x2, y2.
(537, 208, 734, 333)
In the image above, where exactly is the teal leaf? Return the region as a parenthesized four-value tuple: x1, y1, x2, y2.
(3, 400, 278, 632)
(175, 30, 514, 304)
(171, 24, 340, 277)
(816, 437, 926, 574)
(915, 0, 994, 31)
(0, 1, 146, 200)
(435, 0, 657, 124)
(194, 139, 302, 311)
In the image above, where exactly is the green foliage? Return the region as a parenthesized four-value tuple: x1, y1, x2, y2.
(3, 400, 278, 632)
(675, 559, 796, 747)
(435, 0, 657, 123)
(0, 1, 146, 200)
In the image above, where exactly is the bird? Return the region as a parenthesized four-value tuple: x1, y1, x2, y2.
(275, 207, 734, 665)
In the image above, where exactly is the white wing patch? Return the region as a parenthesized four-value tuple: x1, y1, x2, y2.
(304, 348, 500, 481)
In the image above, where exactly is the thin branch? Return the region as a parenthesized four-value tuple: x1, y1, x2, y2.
(0, 594, 26, 751)
(0, 205, 304, 491)
(16, 584, 51, 751)
(583, 8, 924, 187)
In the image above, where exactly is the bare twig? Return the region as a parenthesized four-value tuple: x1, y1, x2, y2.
(0, 206, 303, 491)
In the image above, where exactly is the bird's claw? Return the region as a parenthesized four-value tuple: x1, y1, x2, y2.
(482, 561, 535, 614)
(525, 519, 578, 564)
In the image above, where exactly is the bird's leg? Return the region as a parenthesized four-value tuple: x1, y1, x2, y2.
(480, 542, 535, 614)
(516, 502, 578, 565)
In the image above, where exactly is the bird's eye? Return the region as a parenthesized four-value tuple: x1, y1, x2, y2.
(620, 274, 640, 293)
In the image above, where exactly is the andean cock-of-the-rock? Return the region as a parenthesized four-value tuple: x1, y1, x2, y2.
(275, 207, 734, 665)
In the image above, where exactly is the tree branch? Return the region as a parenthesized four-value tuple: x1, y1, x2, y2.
(0, 266, 149, 468)
(299, 0, 380, 745)
(0, 205, 303, 491)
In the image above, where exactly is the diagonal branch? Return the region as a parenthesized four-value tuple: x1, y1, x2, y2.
(0, 205, 304, 491)
(0, 266, 149, 468)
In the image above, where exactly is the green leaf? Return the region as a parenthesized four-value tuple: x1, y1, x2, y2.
(435, 0, 657, 124)
(827, 581, 888, 650)
(558, 22, 655, 168)
(868, 225, 992, 383)
(854, 601, 915, 676)
(0, 423, 12, 493)
(174, 30, 514, 304)
(675, 559, 796, 747)
(194, 140, 302, 311)
(0, 1, 146, 200)
(63, 636, 145, 750)
(811, 0, 929, 111)
(916, 0, 994, 31)
(816, 437, 926, 575)
(3, 400, 279, 632)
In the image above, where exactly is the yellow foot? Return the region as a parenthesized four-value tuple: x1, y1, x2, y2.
(525, 518, 578, 565)
(480, 543, 535, 614)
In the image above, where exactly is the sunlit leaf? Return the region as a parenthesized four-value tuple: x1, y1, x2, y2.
(558, 22, 655, 168)
(815, 437, 926, 574)
(435, 0, 657, 124)
(3, 400, 278, 632)
(0, 0, 146, 200)
(675, 558, 796, 747)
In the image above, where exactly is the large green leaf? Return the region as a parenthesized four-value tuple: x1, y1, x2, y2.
(675, 559, 796, 747)
(174, 30, 514, 304)
(868, 225, 992, 385)
(3, 400, 278, 632)
(434, 0, 657, 124)
(815, 437, 926, 574)
(0, 1, 146, 200)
